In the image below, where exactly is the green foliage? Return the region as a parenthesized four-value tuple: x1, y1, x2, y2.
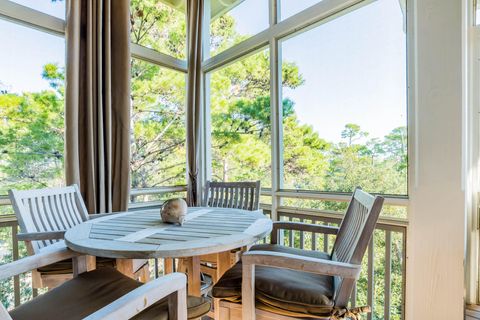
(0, 65, 64, 194)
(130, 59, 187, 188)
(130, 0, 187, 59)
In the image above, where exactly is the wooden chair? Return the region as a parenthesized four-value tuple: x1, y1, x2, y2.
(199, 181, 261, 286)
(203, 181, 261, 211)
(0, 242, 212, 320)
(8, 185, 150, 289)
(212, 187, 384, 320)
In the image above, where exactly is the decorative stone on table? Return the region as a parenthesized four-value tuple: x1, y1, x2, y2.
(161, 198, 187, 225)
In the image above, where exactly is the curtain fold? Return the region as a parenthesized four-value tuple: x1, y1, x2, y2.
(186, 0, 204, 206)
(65, 0, 131, 213)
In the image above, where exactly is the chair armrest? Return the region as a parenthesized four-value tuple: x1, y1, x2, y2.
(17, 231, 65, 241)
(273, 221, 339, 235)
(0, 242, 80, 281)
(84, 273, 188, 320)
(271, 221, 338, 244)
(242, 250, 361, 279)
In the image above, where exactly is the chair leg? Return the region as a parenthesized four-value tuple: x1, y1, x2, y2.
(214, 298, 221, 320)
(242, 263, 256, 320)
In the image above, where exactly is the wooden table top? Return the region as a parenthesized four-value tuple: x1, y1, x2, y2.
(64, 207, 272, 259)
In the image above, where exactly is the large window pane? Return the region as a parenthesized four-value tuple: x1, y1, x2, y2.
(9, 0, 65, 19)
(130, 0, 187, 59)
(131, 59, 186, 189)
(210, 49, 271, 187)
(280, 0, 323, 20)
(209, 0, 269, 56)
(281, 0, 407, 196)
(0, 19, 65, 195)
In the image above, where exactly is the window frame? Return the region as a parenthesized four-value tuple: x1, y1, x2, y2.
(201, 0, 411, 221)
(0, 0, 411, 207)
(0, 0, 189, 195)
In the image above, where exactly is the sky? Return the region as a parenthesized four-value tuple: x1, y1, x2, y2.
(0, 0, 65, 93)
(0, 0, 406, 143)
(226, 0, 407, 142)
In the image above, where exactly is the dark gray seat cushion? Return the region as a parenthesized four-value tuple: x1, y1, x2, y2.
(212, 244, 335, 317)
(10, 268, 210, 320)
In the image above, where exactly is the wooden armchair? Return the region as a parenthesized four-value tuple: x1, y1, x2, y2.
(8, 185, 149, 289)
(0, 242, 211, 320)
(199, 181, 261, 285)
(212, 188, 384, 320)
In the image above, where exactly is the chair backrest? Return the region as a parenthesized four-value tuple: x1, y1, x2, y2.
(203, 180, 261, 211)
(8, 185, 89, 254)
(331, 188, 384, 306)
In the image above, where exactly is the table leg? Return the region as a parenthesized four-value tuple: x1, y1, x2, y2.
(182, 256, 201, 296)
(164, 258, 174, 274)
(72, 256, 88, 276)
(217, 251, 232, 281)
(116, 258, 135, 279)
(86, 255, 96, 271)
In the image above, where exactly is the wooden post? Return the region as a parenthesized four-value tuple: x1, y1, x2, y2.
(242, 262, 256, 320)
(116, 259, 135, 279)
(183, 256, 201, 296)
(164, 258, 174, 274)
(72, 256, 88, 276)
(216, 251, 232, 281)
(86, 255, 96, 271)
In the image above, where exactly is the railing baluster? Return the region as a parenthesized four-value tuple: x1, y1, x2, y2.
(385, 231, 392, 320)
(367, 237, 375, 320)
(299, 218, 304, 249)
(12, 224, 20, 306)
(311, 219, 317, 251)
(323, 224, 329, 252)
(154, 258, 159, 279)
(288, 216, 293, 247)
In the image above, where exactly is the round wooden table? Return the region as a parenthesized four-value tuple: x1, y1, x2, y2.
(65, 207, 272, 295)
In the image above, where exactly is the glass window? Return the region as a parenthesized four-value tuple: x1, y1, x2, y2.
(8, 0, 65, 19)
(281, 0, 407, 196)
(209, 49, 271, 187)
(476, 0, 480, 25)
(209, 0, 269, 56)
(0, 19, 65, 195)
(130, 59, 186, 189)
(130, 0, 187, 59)
(280, 0, 323, 20)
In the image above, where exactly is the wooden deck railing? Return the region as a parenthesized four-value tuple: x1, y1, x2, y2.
(0, 188, 407, 320)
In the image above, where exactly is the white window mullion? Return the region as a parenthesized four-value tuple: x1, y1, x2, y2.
(131, 43, 187, 73)
(0, 0, 65, 36)
(201, 0, 213, 197)
(270, 0, 282, 221)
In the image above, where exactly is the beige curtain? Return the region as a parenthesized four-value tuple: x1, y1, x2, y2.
(186, 0, 204, 206)
(65, 0, 131, 213)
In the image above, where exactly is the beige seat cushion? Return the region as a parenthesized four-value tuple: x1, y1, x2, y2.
(10, 268, 210, 320)
(37, 257, 116, 275)
(212, 244, 335, 317)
